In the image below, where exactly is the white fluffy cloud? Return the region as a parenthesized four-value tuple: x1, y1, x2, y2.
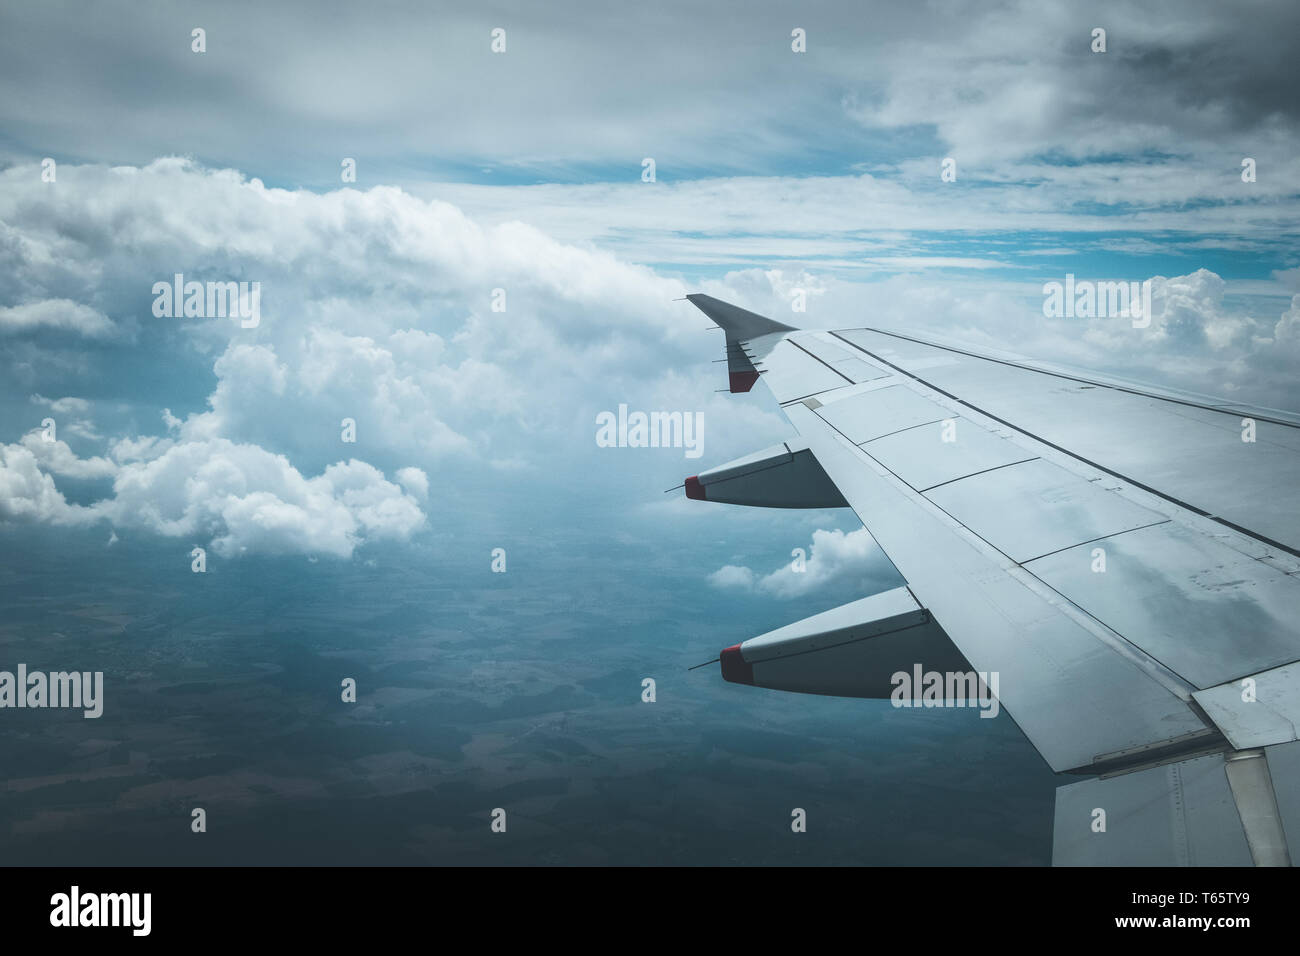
(709, 528, 895, 599)
(100, 440, 425, 558)
(707, 564, 757, 592)
(1075, 268, 1247, 351)
(0, 159, 728, 556)
(1273, 295, 1300, 354)
(395, 466, 429, 501)
(17, 432, 116, 479)
(0, 158, 701, 462)
(0, 434, 427, 558)
(0, 443, 93, 525)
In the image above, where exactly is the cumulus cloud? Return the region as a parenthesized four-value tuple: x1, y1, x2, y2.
(1076, 268, 1247, 351)
(1272, 295, 1300, 354)
(0, 158, 726, 556)
(18, 433, 116, 480)
(0, 432, 426, 558)
(0, 443, 94, 525)
(0, 159, 699, 466)
(395, 467, 429, 501)
(709, 528, 896, 599)
(99, 440, 425, 558)
(707, 564, 756, 592)
(110, 434, 174, 464)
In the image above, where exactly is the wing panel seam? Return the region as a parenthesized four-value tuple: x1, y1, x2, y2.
(829, 331, 1300, 560)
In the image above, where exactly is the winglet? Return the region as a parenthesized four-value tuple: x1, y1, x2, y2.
(685, 294, 795, 339)
(686, 294, 794, 393)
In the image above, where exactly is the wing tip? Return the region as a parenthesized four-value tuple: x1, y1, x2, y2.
(685, 293, 796, 338)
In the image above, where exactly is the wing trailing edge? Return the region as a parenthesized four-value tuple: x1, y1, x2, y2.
(1053, 742, 1300, 866)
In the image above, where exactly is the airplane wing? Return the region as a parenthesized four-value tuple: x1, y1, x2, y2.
(683, 293, 1300, 867)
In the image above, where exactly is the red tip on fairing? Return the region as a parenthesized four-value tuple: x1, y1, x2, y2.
(719, 644, 754, 685)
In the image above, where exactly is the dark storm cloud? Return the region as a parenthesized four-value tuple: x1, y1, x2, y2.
(1117, 7, 1300, 129)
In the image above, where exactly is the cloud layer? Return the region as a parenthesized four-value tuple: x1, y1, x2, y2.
(2, 155, 1298, 563)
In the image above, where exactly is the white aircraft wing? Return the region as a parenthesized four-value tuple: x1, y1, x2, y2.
(684, 294, 1300, 867)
